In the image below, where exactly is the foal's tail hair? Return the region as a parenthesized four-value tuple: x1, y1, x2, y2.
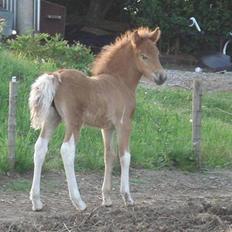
(29, 72, 61, 130)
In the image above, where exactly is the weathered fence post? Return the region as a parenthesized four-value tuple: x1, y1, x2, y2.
(192, 79, 202, 169)
(8, 76, 17, 171)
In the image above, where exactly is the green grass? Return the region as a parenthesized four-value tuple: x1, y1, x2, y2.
(132, 87, 232, 169)
(1, 46, 232, 173)
(0, 179, 31, 192)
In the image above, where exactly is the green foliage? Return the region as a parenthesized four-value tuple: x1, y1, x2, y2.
(7, 33, 94, 74)
(0, 49, 57, 173)
(125, 0, 232, 54)
(132, 88, 194, 170)
(132, 87, 232, 170)
(1, 46, 232, 173)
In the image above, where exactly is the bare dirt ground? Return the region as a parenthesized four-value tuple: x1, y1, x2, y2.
(1, 70, 232, 232)
(1, 169, 232, 232)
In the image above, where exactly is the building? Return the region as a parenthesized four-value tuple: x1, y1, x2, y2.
(0, 0, 65, 36)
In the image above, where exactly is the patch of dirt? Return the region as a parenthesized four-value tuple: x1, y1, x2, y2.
(1, 169, 232, 231)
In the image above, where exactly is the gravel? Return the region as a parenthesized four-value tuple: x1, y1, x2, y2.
(142, 69, 232, 91)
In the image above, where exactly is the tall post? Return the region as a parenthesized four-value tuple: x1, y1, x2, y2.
(8, 76, 17, 171)
(16, 0, 34, 34)
(192, 80, 202, 169)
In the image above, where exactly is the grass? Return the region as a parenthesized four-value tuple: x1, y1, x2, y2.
(1, 46, 232, 173)
(133, 87, 232, 169)
(1, 179, 31, 192)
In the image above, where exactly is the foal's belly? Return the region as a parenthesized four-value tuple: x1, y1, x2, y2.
(83, 111, 112, 129)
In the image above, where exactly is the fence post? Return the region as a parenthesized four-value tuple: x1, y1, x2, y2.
(192, 79, 202, 169)
(8, 76, 17, 171)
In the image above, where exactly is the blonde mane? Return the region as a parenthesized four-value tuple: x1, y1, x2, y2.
(91, 27, 154, 75)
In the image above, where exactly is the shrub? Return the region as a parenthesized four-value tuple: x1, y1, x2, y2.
(7, 33, 94, 74)
(125, 0, 232, 55)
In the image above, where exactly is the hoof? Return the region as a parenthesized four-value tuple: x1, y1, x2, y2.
(79, 201, 87, 211)
(32, 200, 43, 211)
(126, 199, 134, 206)
(121, 193, 134, 206)
(102, 198, 112, 207)
(72, 199, 87, 211)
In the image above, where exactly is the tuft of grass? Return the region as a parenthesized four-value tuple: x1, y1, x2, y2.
(1, 179, 31, 192)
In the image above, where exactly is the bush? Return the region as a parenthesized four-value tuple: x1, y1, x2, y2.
(125, 0, 232, 55)
(7, 33, 94, 74)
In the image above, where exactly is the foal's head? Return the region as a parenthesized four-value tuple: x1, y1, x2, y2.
(132, 27, 167, 85)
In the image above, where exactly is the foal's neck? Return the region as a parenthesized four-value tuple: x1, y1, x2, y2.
(106, 44, 142, 92)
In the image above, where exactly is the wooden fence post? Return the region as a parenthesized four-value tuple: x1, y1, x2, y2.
(8, 76, 17, 171)
(192, 80, 202, 169)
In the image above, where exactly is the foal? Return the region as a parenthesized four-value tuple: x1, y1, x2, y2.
(29, 27, 167, 211)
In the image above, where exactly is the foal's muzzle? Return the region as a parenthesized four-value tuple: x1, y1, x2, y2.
(152, 71, 167, 85)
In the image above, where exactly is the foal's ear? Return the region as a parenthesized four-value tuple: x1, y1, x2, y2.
(150, 27, 161, 43)
(131, 31, 142, 47)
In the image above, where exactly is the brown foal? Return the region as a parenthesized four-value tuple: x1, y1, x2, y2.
(29, 27, 167, 211)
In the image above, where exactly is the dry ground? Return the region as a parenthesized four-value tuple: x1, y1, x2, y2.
(1, 169, 232, 232)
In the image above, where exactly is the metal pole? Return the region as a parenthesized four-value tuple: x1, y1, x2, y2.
(3, 0, 5, 9)
(8, 76, 17, 171)
(37, 0, 40, 32)
(10, 0, 13, 12)
(6, 0, 9, 11)
(13, 0, 16, 29)
(17, 0, 34, 34)
(33, 0, 37, 31)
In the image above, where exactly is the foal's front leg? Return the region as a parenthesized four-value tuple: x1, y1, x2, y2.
(101, 128, 115, 206)
(117, 123, 134, 206)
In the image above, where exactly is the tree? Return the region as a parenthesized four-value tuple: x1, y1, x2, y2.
(126, 0, 232, 54)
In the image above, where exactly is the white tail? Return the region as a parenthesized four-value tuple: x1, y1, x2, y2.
(29, 73, 60, 130)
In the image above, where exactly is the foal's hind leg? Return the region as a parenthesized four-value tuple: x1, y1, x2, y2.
(30, 107, 60, 211)
(60, 127, 86, 211)
(101, 128, 115, 206)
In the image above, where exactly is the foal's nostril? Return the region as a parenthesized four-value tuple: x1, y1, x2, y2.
(154, 72, 167, 85)
(162, 73, 167, 82)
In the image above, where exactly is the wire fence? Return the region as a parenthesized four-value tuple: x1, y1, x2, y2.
(4, 78, 204, 170)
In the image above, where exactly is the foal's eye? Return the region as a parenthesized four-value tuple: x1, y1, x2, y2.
(140, 54, 148, 60)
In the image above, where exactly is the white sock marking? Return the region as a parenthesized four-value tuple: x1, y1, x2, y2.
(120, 151, 131, 193)
(30, 136, 48, 210)
(61, 135, 86, 210)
